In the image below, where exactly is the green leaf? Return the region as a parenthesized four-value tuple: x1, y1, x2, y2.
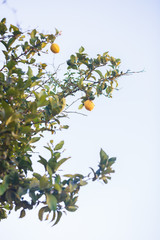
(63, 174, 74, 178)
(17, 187, 28, 197)
(6, 113, 21, 126)
(72, 196, 78, 205)
(31, 80, 41, 88)
(29, 178, 39, 190)
(9, 24, 19, 32)
(62, 125, 69, 129)
(48, 158, 56, 172)
(33, 173, 42, 180)
(54, 183, 62, 193)
(6, 60, 16, 70)
(41, 42, 47, 48)
(37, 94, 48, 107)
(78, 78, 84, 89)
(78, 104, 84, 110)
(74, 174, 84, 178)
(52, 211, 62, 226)
(66, 205, 78, 212)
(0, 21, 7, 35)
(1, 100, 14, 119)
(79, 46, 85, 53)
(50, 211, 56, 223)
(19, 209, 26, 218)
(100, 148, 109, 165)
(79, 179, 88, 186)
(29, 101, 37, 113)
(40, 175, 51, 190)
(46, 164, 53, 178)
(46, 194, 57, 211)
(45, 213, 50, 221)
(103, 179, 108, 184)
(27, 66, 33, 79)
(1, 18, 6, 24)
(18, 158, 33, 172)
(31, 29, 37, 39)
(55, 175, 61, 184)
(38, 207, 44, 221)
(54, 141, 64, 151)
(38, 155, 48, 169)
(38, 206, 49, 221)
(53, 152, 61, 160)
(5, 190, 16, 203)
(68, 181, 77, 192)
(29, 137, 40, 144)
(20, 126, 31, 134)
(7, 37, 16, 48)
(108, 157, 116, 166)
(70, 54, 76, 63)
(1, 40, 8, 49)
(29, 191, 37, 203)
(0, 183, 8, 196)
(55, 157, 69, 171)
(95, 69, 103, 78)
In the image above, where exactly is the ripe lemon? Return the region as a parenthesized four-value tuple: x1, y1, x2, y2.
(84, 100, 94, 111)
(50, 43, 60, 53)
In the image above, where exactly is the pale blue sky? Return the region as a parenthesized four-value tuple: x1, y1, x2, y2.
(0, 0, 160, 239)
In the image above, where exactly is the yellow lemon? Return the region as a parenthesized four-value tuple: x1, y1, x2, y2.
(50, 43, 60, 53)
(84, 100, 94, 111)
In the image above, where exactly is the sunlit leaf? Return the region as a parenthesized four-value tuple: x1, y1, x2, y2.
(29, 137, 41, 144)
(78, 104, 84, 110)
(31, 29, 37, 39)
(54, 141, 64, 151)
(79, 46, 85, 53)
(27, 66, 33, 79)
(46, 194, 57, 211)
(66, 205, 78, 212)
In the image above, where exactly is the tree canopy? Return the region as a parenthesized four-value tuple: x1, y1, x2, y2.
(0, 18, 128, 225)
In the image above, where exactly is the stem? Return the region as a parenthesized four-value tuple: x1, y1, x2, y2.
(63, 110, 87, 117)
(65, 97, 82, 110)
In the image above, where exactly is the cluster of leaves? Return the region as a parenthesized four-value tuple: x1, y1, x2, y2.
(59, 46, 122, 106)
(0, 18, 125, 225)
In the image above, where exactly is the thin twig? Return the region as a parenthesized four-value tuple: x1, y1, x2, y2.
(65, 97, 82, 110)
(63, 110, 87, 117)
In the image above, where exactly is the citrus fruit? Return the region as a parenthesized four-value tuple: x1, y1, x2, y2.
(50, 43, 60, 53)
(84, 100, 94, 111)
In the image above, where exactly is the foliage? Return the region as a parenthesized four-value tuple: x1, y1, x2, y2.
(0, 18, 126, 225)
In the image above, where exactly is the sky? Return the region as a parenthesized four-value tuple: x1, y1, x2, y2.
(0, 0, 160, 239)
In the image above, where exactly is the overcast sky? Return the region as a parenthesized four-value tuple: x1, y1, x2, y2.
(0, 0, 160, 240)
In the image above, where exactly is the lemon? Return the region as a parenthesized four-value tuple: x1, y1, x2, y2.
(50, 43, 60, 53)
(84, 100, 94, 111)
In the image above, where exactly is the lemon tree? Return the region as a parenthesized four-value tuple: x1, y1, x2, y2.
(0, 18, 128, 225)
